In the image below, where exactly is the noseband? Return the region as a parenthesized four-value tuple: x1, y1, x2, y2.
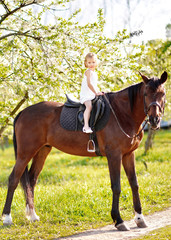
(144, 95, 165, 117)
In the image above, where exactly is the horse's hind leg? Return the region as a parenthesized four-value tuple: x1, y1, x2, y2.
(122, 152, 147, 228)
(20, 166, 39, 222)
(23, 145, 52, 221)
(2, 158, 30, 225)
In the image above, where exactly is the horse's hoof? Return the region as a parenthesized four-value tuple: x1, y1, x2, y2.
(116, 222, 130, 231)
(26, 205, 40, 222)
(31, 213, 40, 222)
(134, 213, 147, 228)
(26, 213, 40, 222)
(136, 219, 147, 228)
(2, 214, 13, 225)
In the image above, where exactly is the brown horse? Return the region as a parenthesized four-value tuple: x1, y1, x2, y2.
(2, 71, 167, 231)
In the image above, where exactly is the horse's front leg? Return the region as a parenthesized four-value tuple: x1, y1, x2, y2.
(122, 152, 147, 228)
(106, 150, 130, 231)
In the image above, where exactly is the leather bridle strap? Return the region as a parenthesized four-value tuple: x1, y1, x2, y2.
(144, 98, 164, 117)
(103, 94, 149, 140)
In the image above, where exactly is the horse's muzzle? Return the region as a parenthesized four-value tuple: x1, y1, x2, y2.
(149, 115, 161, 130)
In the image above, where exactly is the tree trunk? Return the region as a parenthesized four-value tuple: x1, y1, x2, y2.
(145, 127, 156, 154)
(0, 91, 29, 138)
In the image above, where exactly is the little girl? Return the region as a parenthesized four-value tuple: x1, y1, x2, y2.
(80, 53, 103, 133)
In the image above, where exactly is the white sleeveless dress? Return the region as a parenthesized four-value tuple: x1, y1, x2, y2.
(80, 69, 99, 104)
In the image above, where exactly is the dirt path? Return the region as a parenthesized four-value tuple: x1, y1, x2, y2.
(57, 207, 171, 240)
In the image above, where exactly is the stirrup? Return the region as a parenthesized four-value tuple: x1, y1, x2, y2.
(87, 139, 95, 152)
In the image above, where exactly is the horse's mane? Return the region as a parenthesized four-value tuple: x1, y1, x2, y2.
(107, 82, 144, 112)
(128, 78, 162, 112)
(128, 82, 144, 112)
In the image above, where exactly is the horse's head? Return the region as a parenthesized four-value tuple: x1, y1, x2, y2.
(140, 71, 167, 130)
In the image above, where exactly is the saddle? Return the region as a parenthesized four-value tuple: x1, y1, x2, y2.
(60, 94, 110, 155)
(60, 94, 109, 132)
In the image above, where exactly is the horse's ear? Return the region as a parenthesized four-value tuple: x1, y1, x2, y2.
(159, 71, 167, 84)
(139, 72, 149, 84)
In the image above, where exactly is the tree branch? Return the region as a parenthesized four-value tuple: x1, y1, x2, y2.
(0, 91, 29, 138)
(0, 30, 42, 41)
(0, 0, 10, 13)
(0, 1, 37, 24)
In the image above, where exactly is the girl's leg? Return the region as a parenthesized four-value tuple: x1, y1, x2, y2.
(83, 100, 92, 130)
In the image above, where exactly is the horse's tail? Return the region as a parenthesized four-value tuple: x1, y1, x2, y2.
(13, 111, 23, 160)
(13, 111, 30, 194)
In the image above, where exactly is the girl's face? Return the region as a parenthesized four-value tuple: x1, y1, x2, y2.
(85, 57, 97, 70)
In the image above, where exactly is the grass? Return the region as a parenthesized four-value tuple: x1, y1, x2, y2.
(0, 129, 170, 239)
(133, 225, 171, 240)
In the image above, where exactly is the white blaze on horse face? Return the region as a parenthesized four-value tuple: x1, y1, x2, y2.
(26, 204, 40, 221)
(2, 214, 13, 225)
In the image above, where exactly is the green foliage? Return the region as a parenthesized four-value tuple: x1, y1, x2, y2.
(0, 0, 145, 137)
(0, 130, 170, 239)
(0, 1, 170, 138)
(139, 39, 171, 119)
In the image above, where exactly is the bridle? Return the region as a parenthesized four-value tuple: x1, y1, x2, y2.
(104, 92, 165, 140)
(143, 94, 165, 117)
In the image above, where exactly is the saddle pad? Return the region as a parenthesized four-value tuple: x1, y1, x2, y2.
(60, 96, 110, 132)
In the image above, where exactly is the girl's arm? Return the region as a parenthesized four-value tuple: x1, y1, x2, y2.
(85, 70, 103, 96)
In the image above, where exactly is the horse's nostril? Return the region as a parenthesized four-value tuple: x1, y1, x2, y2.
(156, 116, 160, 124)
(154, 116, 160, 125)
(149, 116, 154, 124)
(149, 116, 160, 128)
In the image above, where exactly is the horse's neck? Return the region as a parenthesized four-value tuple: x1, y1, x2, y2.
(132, 86, 146, 127)
(111, 85, 146, 130)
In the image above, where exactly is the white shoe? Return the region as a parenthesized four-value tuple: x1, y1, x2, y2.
(83, 127, 93, 134)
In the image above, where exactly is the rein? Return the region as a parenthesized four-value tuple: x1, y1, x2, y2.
(104, 94, 149, 140)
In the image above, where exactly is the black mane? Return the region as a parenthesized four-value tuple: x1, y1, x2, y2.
(128, 82, 144, 112)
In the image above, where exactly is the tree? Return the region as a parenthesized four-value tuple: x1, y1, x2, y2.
(139, 39, 171, 153)
(141, 39, 171, 118)
(166, 23, 171, 39)
(1, 0, 144, 138)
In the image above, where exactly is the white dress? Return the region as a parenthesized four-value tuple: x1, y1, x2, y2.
(80, 69, 99, 104)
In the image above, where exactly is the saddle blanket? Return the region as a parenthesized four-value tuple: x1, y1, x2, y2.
(60, 95, 110, 132)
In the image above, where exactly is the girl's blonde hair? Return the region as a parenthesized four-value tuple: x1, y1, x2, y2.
(84, 52, 98, 68)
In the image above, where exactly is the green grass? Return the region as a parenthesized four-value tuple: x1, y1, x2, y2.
(133, 225, 171, 240)
(0, 130, 170, 239)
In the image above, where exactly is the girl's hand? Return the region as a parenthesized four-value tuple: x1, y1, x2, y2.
(96, 92, 104, 96)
